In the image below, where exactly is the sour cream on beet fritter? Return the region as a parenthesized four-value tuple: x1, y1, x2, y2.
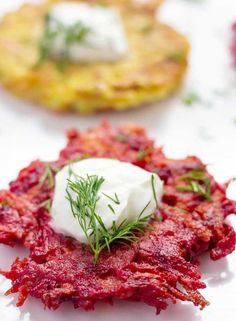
(50, 158, 163, 243)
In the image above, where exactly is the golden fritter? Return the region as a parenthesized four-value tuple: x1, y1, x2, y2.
(0, 0, 189, 113)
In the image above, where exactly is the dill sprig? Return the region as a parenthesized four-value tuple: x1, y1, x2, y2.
(38, 15, 61, 64)
(176, 168, 212, 201)
(140, 23, 154, 34)
(167, 52, 185, 62)
(115, 133, 128, 143)
(151, 174, 158, 208)
(137, 149, 148, 161)
(66, 170, 152, 264)
(182, 91, 200, 106)
(38, 15, 91, 64)
(39, 199, 52, 211)
(65, 21, 91, 45)
(39, 164, 58, 189)
(102, 192, 120, 205)
(0, 200, 9, 209)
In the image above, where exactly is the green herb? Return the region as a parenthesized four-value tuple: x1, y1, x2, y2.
(176, 168, 212, 201)
(66, 170, 152, 263)
(38, 15, 90, 65)
(167, 52, 185, 62)
(180, 168, 207, 180)
(0, 200, 9, 209)
(151, 174, 158, 208)
(39, 164, 57, 189)
(116, 134, 128, 143)
(38, 15, 61, 64)
(39, 199, 52, 211)
(102, 192, 120, 205)
(55, 58, 68, 72)
(141, 23, 154, 33)
(182, 92, 200, 106)
(108, 204, 116, 214)
(65, 22, 90, 45)
(137, 149, 149, 161)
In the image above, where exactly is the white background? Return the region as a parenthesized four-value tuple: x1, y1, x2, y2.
(0, 0, 236, 320)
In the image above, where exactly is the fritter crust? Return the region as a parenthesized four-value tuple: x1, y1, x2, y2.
(0, 0, 189, 113)
(0, 122, 235, 314)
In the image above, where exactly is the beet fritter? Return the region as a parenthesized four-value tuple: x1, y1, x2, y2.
(0, 122, 235, 314)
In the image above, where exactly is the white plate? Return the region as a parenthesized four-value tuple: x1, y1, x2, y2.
(0, 0, 236, 320)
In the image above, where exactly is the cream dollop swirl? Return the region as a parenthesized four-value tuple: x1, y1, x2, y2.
(50, 158, 163, 243)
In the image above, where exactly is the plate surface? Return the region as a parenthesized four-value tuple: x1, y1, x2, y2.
(0, 0, 236, 321)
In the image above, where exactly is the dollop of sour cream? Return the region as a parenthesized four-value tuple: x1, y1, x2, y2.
(50, 158, 163, 243)
(47, 2, 129, 62)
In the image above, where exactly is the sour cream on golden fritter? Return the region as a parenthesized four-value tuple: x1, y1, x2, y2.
(45, 2, 129, 62)
(50, 158, 163, 244)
